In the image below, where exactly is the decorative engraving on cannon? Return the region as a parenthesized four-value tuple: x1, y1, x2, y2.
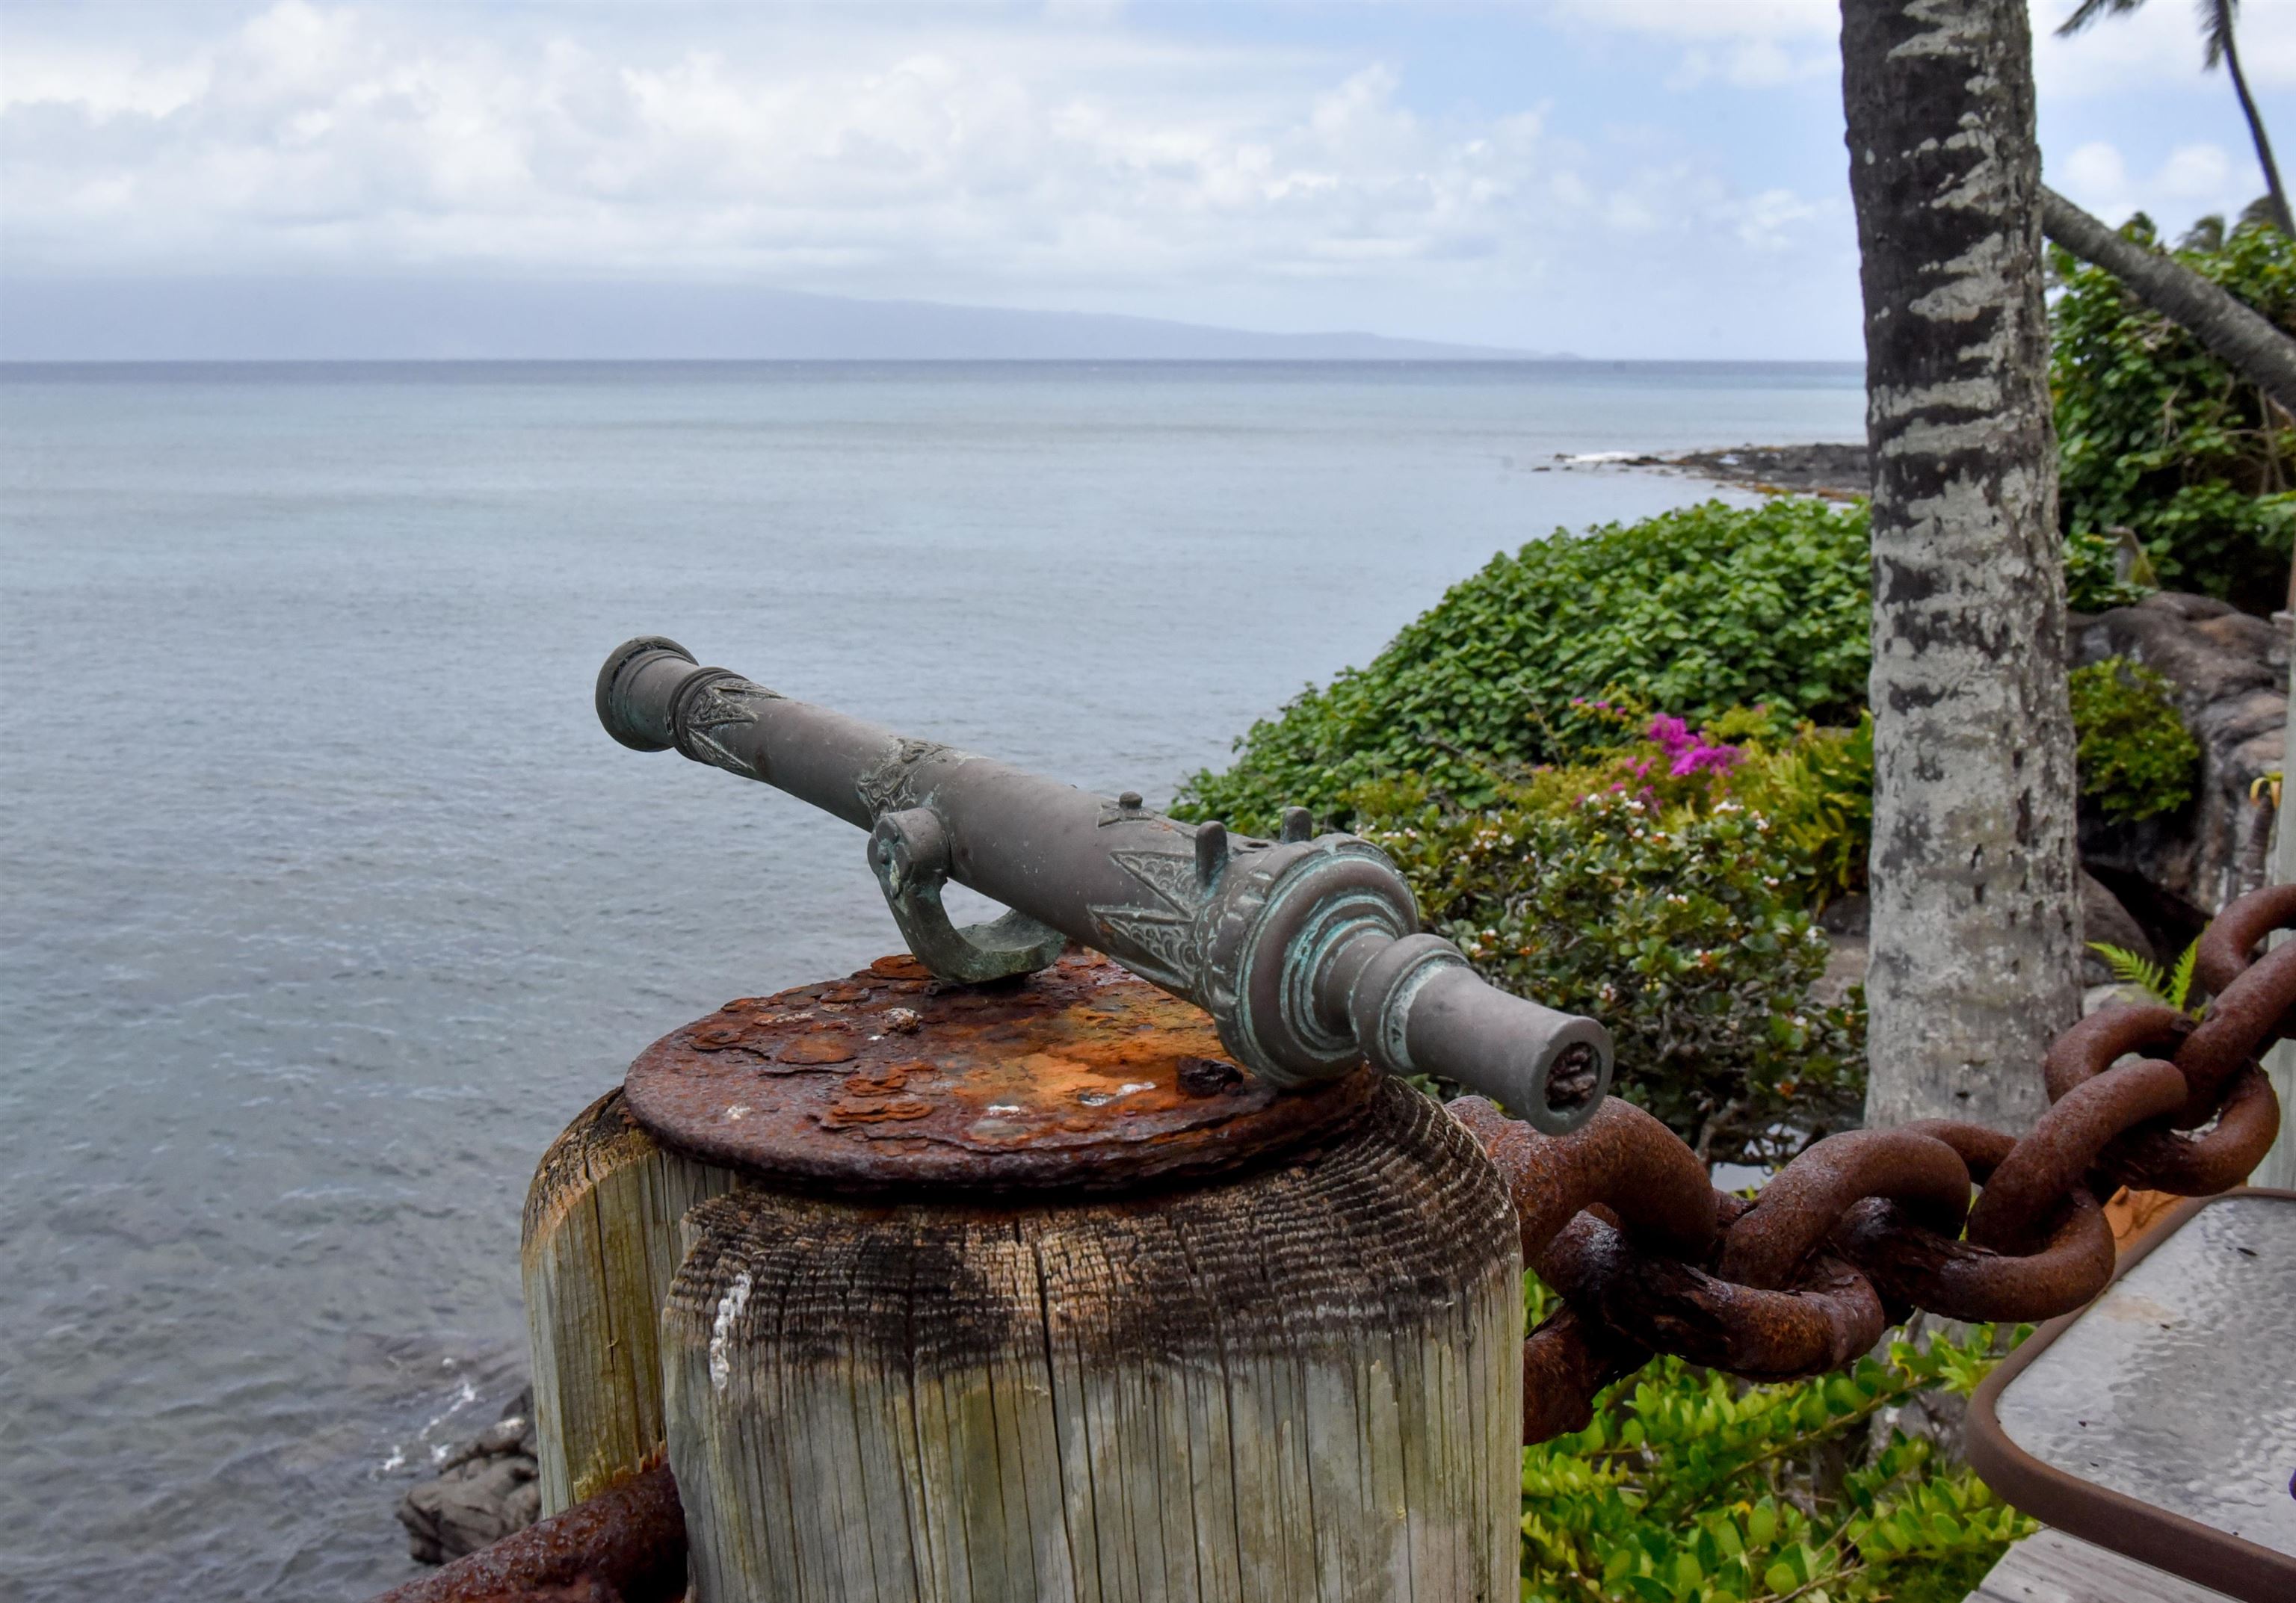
(1086, 841, 1202, 988)
(851, 735, 951, 818)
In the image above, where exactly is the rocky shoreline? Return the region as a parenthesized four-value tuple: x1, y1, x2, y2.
(1552, 439, 1872, 499)
(1663, 441, 1870, 498)
(395, 1388, 541, 1565)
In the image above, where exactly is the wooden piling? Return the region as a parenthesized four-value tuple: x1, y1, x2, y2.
(524, 955, 1526, 1601)
(660, 1077, 1524, 1602)
(520, 1087, 737, 1513)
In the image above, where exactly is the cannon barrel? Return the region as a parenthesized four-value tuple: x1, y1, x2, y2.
(598, 636, 1612, 1133)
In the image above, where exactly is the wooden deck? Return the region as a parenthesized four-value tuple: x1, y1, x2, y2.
(1969, 1529, 2238, 1603)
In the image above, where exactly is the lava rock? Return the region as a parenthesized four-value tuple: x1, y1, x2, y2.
(2079, 871, 2154, 986)
(2072, 595, 2287, 939)
(1817, 893, 1870, 936)
(1810, 931, 1868, 1010)
(2078, 595, 2276, 706)
(396, 1386, 543, 1566)
(1668, 441, 1871, 498)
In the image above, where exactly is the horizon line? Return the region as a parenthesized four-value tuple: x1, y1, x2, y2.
(0, 354, 1867, 368)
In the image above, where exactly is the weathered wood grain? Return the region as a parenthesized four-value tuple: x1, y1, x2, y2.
(663, 1078, 1522, 1603)
(1967, 1528, 2238, 1603)
(521, 1087, 737, 1513)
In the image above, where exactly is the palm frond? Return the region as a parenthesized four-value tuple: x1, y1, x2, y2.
(2178, 214, 2227, 252)
(2200, 0, 2237, 71)
(2056, 0, 2147, 38)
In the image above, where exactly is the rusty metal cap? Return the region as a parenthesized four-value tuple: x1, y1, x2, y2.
(622, 950, 1378, 1195)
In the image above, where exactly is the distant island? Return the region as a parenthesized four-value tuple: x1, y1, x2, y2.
(0, 277, 1573, 363)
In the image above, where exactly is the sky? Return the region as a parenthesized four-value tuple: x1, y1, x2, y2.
(1, 0, 2290, 360)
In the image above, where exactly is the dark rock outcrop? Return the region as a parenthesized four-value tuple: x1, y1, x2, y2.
(2070, 593, 2287, 943)
(396, 1387, 543, 1565)
(1667, 442, 1871, 498)
(2079, 868, 2155, 983)
(1818, 894, 1871, 936)
(1803, 595, 2281, 1008)
(1818, 871, 2159, 1007)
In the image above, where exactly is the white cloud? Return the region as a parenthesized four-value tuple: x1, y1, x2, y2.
(0, 0, 1835, 330)
(2157, 141, 2235, 200)
(1735, 185, 1823, 250)
(0, 37, 212, 122)
(1561, 0, 1839, 92)
(1563, 0, 2296, 97)
(1665, 38, 1838, 90)
(2061, 139, 2130, 204)
(1558, 2, 1838, 44)
(2051, 137, 2262, 229)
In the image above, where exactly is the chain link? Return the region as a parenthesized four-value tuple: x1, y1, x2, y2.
(1457, 881, 2296, 1445)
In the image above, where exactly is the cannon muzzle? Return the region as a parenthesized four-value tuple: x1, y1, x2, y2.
(598, 637, 1612, 1133)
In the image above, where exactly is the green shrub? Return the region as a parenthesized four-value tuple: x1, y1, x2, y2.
(2067, 656, 2201, 821)
(2052, 214, 2296, 614)
(1353, 712, 1866, 1164)
(1731, 711, 1874, 908)
(2062, 527, 2161, 613)
(1172, 499, 1872, 835)
(1522, 1276, 2034, 1603)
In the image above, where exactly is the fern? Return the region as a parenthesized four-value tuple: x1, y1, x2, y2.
(2164, 939, 2200, 1012)
(2090, 942, 2166, 998)
(2087, 937, 2203, 1014)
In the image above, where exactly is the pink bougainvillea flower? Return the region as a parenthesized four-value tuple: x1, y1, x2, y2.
(1647, 714, 1692, 753)
(1669, 741, 1744, 778)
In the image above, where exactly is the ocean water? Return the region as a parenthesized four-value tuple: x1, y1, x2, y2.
(0, 360, 1863, 1599)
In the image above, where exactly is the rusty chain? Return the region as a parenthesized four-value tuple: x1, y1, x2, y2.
(1455, 881, 2296, 1445)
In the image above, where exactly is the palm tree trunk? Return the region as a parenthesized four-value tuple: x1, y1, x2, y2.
(2218, 15, 2294, 235)
(2040, 186, 2296, 417)
(1842, 0, 2081, 1134)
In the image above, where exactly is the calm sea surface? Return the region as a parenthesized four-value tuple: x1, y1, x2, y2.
(0, 361, 1861, 1598)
